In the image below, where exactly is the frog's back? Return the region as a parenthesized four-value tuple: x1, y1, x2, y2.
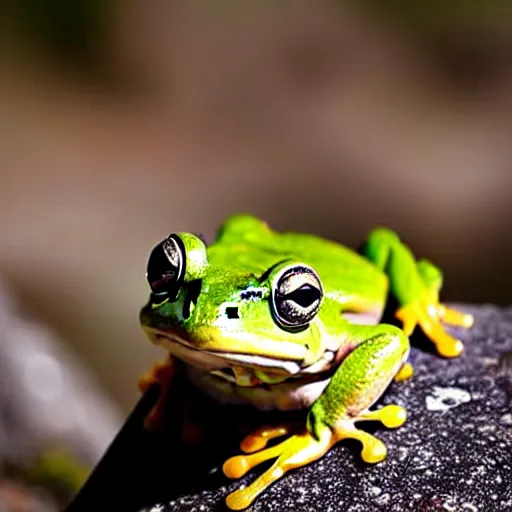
(210, 215, 388, 315)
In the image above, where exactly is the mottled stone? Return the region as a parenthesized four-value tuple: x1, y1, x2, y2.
(70, 305, 512, 512)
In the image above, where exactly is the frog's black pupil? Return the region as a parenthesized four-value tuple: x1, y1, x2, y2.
(147, 243, 178, 295)
(287, 284, 320, 308)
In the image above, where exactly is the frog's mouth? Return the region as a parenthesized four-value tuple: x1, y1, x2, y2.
(145, 328, 339, 388)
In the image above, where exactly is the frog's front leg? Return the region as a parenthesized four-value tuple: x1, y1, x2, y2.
(138, 355, 176, 431)
(363, 228, 474, 357)
(138, 357, 207, 443)
(222, 324, 408, 510)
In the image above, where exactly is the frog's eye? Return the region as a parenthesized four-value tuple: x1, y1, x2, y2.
(271, 264, 323, 330)
(146, 234, 186, 300)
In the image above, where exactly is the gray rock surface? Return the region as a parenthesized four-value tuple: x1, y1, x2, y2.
(138, 305, 512, 512)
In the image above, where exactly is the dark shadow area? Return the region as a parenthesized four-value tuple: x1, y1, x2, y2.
(66, 379, 308, 512)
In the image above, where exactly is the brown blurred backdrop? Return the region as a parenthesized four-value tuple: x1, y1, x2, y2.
(1, 0, 511, 413)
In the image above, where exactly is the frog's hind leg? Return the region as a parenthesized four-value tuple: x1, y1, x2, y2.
(416, 259, 474, 328)
(362, 228, 474, 358)
(223, 325, 408, 510)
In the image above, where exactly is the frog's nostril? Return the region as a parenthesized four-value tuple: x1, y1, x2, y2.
(225, 307, 240, 319)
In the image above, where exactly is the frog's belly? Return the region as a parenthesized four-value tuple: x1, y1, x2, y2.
(185, 365, 331, 412)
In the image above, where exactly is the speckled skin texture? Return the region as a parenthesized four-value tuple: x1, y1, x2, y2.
(68, 305, 512, 512)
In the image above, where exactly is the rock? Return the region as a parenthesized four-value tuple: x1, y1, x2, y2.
(69, 305, 512, 512)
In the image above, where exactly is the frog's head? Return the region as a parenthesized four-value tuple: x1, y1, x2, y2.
(140, 233, 339, 386)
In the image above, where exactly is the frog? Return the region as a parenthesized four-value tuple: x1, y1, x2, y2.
(138, 214, 474, 510)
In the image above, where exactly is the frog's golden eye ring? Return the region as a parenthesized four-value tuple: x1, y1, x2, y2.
(271, 264, 323, 330)
(146, 234, 186, 301)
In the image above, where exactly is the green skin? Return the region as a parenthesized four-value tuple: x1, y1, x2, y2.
(140, 214, 444, 437)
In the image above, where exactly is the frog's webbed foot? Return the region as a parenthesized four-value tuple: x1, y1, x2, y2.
(396, 259, 474, 357)
(396, 296, 474, 358)
(223, 428, 331, 511)
(222, 405, 406, 510)
(137, 356, 175, 431)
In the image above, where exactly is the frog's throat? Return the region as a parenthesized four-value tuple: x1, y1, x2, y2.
(143, 328, 337, 387)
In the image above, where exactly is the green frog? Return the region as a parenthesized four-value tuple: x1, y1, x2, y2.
(139, 214, 473, 510)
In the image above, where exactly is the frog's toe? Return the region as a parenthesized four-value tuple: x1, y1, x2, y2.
(224, 431, 303, 480)
(394, 362, 414, 382)
(356, 404, 407, 429)
(437, 304, 474, 328)
(396, 303, 465, 358)
(239, 423, 299, 453)
(223, 428, 333, 510)
(338, 426, 387, 464)
(331, 404, 406, 464)
(419, 311, 464, 357)
(395, 305, 418, 337)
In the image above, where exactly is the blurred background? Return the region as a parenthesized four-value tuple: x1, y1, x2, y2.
(1, 0, 512, 506)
